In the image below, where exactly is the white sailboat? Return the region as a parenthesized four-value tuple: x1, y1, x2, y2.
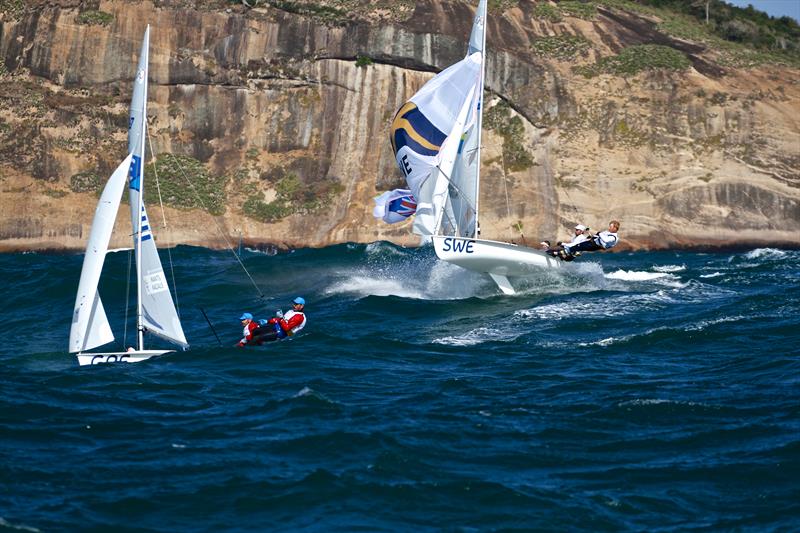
(386, 0, 561, 295)
(69, 26, 188, 365)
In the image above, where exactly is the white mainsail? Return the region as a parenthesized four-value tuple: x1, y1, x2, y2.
(447, 0, 486, 238)
(127, 26, 187, 348)
(381, 0, 563, 294)
(389, 52, 482, 236)
(69, 154, 134, 353)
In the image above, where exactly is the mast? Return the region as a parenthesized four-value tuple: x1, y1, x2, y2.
(472, 0, 487, 237)
(135, 25, 150, 351)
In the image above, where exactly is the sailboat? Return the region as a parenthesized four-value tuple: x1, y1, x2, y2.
(386, 0, 561, 295)
(69, 26, 188, 365)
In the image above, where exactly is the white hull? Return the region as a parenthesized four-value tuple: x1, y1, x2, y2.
(76, 349, 173, 366)
(432, 236, 562, 294)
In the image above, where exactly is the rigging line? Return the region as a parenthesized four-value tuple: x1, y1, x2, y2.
(200, 307, 223, 347)
(431, 164, 478, 236)
(157, 149, 267, 300)
(500, 145, 514, 241)
(145, 121, 181, 319)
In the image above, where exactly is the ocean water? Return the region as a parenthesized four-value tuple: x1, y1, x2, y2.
(1, 243, 798, 531)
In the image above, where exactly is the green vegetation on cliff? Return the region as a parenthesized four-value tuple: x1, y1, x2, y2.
(76, 10, 114, 26)
(484, 101, 534, 173)
(575, 44, 691, 77)
(242, 170, 343, 223)
(593, 0, 799, 66)
(69, 171, 102, 194)
(144, 155, 228, 215)
(532, 34, 591, 60)
(0, 0, 23, 19)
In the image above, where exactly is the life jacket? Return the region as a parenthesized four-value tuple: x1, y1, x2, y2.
(593, 230, 619, 249)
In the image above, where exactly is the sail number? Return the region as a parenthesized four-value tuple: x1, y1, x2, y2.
(91, 354, 130, 364)
(442, 238, 475, 253)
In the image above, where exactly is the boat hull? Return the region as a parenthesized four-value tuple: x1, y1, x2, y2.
(432, 236, 562, 294)
(76, 350, 173, 366)
(432, 236, 562, 274)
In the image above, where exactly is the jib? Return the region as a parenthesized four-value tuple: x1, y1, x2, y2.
(442, 238, 474, 253)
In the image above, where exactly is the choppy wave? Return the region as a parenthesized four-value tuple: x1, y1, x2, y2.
(652, 264, 686, 273)
(1, 245, 798, 531)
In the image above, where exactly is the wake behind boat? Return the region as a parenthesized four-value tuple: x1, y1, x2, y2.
(69, 26, 188, 365)
(375, 0, 563, 295)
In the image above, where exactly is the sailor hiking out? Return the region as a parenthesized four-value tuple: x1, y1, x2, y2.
(547, 220, 620, 261)
(237, 297, 307, 347)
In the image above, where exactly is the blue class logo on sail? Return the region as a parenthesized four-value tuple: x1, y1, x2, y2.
(128, 155, 142, 191)
(442, 238, 475, 253)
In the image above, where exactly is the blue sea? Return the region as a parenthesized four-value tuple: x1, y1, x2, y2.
(1, 243, 798, 531)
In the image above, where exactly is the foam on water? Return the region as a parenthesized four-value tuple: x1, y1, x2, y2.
(515, 290, 677, 321)
(744, 248, 788, 260)
(652, 264, 686, 273)
(325, 274, 429, 299)
(433, 326, 522, 346)
(605, 269, 672, 281)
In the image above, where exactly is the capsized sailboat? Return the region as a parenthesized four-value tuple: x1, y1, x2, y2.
(69, 26, 188, 365)
(381, 0, 561, 295)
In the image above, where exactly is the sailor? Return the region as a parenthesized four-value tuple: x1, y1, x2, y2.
(563, 220, 620, 255)
(545, 223, 590, 260)
(236, 312, 259, 347)
(248, 297, 308, 345)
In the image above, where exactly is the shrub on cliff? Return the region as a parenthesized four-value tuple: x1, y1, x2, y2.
(575, 44, 691, 77)
(0, 0, 24, 20)
(557, 1, 598, 20)
(484, 101, 534, 173)
(532, 34, 591, 60)
(69, 171, 102, 193)
(143, 154, 227, 215)
(242, 171, 343, 223)
(76, 10, 114, 26)
(533, 3, 562, 22)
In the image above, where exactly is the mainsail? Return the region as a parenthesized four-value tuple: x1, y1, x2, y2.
(127, 26, 187, 348)
(384, 0, 486, 238)
(447, 0, 486, 238)
(69, 154, 135, 353)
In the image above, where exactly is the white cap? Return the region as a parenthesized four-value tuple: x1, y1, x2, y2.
(575, 224, 587, 231)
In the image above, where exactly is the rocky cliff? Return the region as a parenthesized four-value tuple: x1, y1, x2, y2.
(0, 0, 798, 252)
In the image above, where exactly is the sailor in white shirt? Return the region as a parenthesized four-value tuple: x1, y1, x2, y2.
(565, 220, 620, 254)
(566, 224, 590, 247)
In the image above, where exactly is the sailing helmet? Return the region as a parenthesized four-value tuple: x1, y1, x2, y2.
(239, 312, 253, 320)
(292, 297, 306, 305)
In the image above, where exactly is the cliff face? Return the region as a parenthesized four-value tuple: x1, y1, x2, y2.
(0, 0, 798, 252)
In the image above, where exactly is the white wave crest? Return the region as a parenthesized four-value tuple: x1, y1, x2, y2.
(325, 276, 427, 299)
(515, 291, 674, 321)
(652, 264, 686, 273)
(324, 258, 490, 300)
(433, 326, 521, 346)
(700, 272, 723, 278)
(684, 315, 744, 331)
(605, 269, 670, 281)
(0, 517, 40, 532)
(744, 248, 787, 260)
(365, 241, 407, 257)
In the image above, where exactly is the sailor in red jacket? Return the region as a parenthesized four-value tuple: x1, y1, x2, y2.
(236, 312, 259, 347)
(245, 297, 308, 345)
